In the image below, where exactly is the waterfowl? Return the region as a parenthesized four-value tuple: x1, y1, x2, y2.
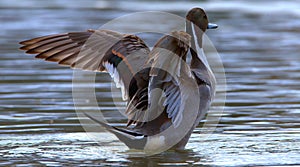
(19, 7, 217, 152)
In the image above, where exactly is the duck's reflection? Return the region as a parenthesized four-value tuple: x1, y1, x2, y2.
(124, 149, 206, 166)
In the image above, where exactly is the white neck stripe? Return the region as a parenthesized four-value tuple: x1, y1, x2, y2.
(191, 24, 210, 68)
(191, 24, 200, 48)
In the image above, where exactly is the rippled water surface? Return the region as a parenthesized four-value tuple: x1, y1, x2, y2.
(1, 0, 300, 166)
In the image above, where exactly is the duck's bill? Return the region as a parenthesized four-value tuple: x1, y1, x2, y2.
(207, 23, 218, 29)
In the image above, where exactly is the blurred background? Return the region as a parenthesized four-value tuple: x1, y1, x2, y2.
(0, 0, 300, 166)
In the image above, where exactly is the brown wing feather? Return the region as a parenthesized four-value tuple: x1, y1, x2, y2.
(20, 34, 67, 45)
(123, 31, 191, 128)
(20, 29, 151, 122)
(43, 46, 80, 61)
(20, 31, 93, 64)
(145, 31, 191, 128)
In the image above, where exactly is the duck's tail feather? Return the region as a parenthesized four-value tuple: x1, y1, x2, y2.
(83, 112, 147, 149)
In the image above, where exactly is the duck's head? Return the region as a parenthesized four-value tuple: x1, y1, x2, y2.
(186, 7, 218, 33)
(185, 7, 217, 49)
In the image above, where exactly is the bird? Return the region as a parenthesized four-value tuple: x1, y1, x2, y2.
(19, 7, 218, 152)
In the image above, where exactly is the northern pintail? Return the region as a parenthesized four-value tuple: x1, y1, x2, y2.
(19, 7, 218, 151)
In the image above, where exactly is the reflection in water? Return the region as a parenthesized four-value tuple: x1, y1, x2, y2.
(1, 0, 300, 166)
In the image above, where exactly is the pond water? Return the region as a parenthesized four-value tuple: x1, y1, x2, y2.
(1, 0, 300, 166)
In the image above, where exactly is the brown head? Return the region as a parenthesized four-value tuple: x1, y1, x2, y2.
(186, 7, 218, 79)
(186, 7, 217, 49)
(186, 7, 218, 33)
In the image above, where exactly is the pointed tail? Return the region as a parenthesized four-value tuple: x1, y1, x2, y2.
(83, 112, 147, 150)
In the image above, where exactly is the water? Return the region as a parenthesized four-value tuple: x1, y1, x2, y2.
(1, 0, 300, 166)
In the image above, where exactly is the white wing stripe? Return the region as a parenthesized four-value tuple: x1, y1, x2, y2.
(104, 62, 128, 101)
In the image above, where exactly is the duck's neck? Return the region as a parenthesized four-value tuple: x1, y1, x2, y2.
(186, 21, 209, 70)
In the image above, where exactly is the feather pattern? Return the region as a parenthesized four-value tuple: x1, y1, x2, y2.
(145, 31, 191, 127)
(19, 29, 150, 103)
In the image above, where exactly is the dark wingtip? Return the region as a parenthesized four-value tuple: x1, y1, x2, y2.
(26, 49, 40, 54)
(19, 40, 31, 51)
(19, 39, 34, 45)
(19, 41, 25, 45)
(19, 45, 28, 50)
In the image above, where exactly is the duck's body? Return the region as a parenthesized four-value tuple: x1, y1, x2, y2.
(19, 7, 217, 151)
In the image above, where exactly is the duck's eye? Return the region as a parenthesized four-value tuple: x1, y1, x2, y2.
(203, 15, 207, 19)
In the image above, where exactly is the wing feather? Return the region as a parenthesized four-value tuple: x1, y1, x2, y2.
(147, 31, 191, 127)
(44, 46, 80, 62)
(20, 29, 150, 104)
(19, 34, 67, 45)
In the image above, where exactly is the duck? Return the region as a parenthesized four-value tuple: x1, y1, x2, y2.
(19, 7, 218, 152)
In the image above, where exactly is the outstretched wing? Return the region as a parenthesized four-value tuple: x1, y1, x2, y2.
(19, 29, 150, 101)
(125, 31, 193, 128)
(148, 31, 192, 127)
